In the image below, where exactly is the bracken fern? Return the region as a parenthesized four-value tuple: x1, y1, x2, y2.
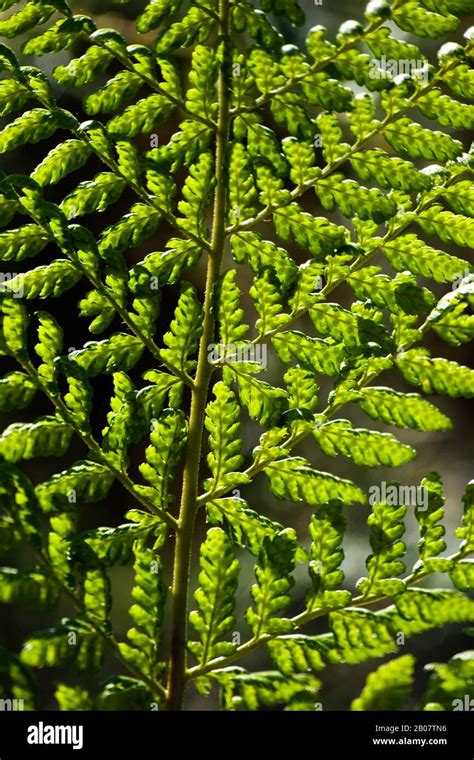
(0, 0, 473, 712)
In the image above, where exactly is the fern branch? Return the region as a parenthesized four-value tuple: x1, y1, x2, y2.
(230, 15, 388, 116)
(196, 309, 438, 508)
(166, 0, 232, 711)
(186, 547, 471, 680)
(1, 479, 166, 701)
(51, 0, 217, 129)
(6, 182, 195, 389)
(40, 548, 167, 702)
(16, 71, 213, 256)
(251, 169, 469, 344)
(14, 356, 178, 532)
(228, 57, 461, 236)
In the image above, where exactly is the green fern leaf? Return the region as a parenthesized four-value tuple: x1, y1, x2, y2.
(35, 462, 114, 513)
(61, 173, 126, 219)
(136, 0, 183, 33)
(450, 560, 474, 591)
(97, 676, 154, 711)
(274, 203, 348, 257)
(82, 561, 112, 630)
(0, 224, 50, 261)
(384, 118, 463, 162)
(1, 297, 28, 356)
(444, 63, 474, 101)
(3, 260, 82, 299)
(99, 203, 162, 257)
(53, 45, 113, 87)
(177, 152, 214, 237)
(0, 372, 36, 412)
(230, 366, 288, 427)
(329, 608, 397, 664)
(306, 501, 351, 610)
(351, 655, 415, 711)
(21, 619, 104, 671)
(0, 417, 72, 464)
(0, 568, 58, 609)
(414, 473, 447, 573)
(138, 409, 187, 508)
(68, 334, 145, 376)
(397, 349, 474, 398)
(107, 95, 173, 139)
(314, 420, 416, 468)
(216, 269, 249, 345)
(228, 143, 258, 222)
(381, 234, 469, 283)
(186, 44, 218, 122)
(355, 387, 452, 432)
(0, 3, 56, 39)
(189, 527, 239, 664)
(443, 180, 474, 217)
(417, 206, 474, 249)
(205, 382, 248, 491)
(392, 3, 459, 37)
(84, 71, 143, 116)
(231, 232, 298, 290)
(55, 684, 93, 711)
(246, 529, 296, 636)
(21, 15, 95, 56)
(0, 108, 77, 154)
(315, 175, 397, 223)
(423, 650, 474, 712)
(273, 331, 345, 376)
(207, 496, 286, 556)
(216, 667, 321, 710)
(155, 7, 215, 54)
(384, 588, 474, 636)
(250, 269, 288, 334)
(161, 282, 203, 374)
(264, 455, 366, 506)
(455, 480, 474, 552)
(84, 512, 166, 568)
(119, 545, 167, 678)
(0, 78, 31, 117)
(31, 140, 92, 187)
(35, 310, 63, 384)
(267, 635, 325, 675)
(351, 149, 431, 192)
(357, 493, 407, 598)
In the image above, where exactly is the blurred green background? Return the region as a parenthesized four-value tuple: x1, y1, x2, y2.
(0, 0, 473, 710)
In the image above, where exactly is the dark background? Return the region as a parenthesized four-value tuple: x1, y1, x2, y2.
(0, 0, 473, 710)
